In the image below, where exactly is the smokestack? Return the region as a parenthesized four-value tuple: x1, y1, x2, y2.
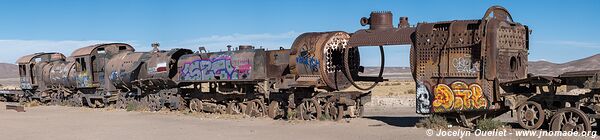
(151, 42, 160, 52)
(399, 17, 409, 28)
(198, 46, 206, 53)
(361, 11, 394, 30)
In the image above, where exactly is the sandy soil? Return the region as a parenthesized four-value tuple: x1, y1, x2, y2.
(0, 102, 430, 140)
(0, 80, 595, 140)
(2, 102, 593, 140)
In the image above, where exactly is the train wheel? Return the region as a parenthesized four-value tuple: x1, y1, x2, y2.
(550, 107, 591, 132)
(48, 92, 55, 105)
(297, 99, 320, 120)
(140, 96, 151, 111)
(166, 94, 186, 111)
(176, 95, 187, 111)
(72, 93, 83, 107)
(516, 101, 545, 130)
(325, 102, 344, 121)
(150, 95, 163, 111)
(247, 100, 266, 117)
(240, 102, 248, 115)
(189, 98, 202, 113)
(57, 91, 65, 106)
(243, 101, 253, 116)
(225, 102, 241, 114)
(314, 99, 324, 120)
(116, 95, 127, 109)
(268, 100, 282, 119)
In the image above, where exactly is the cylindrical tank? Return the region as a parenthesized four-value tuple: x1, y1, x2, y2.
(289, 31, 360, 90)
(48, 61, 76, 88)
(41, 62, 54, 86)
(143, 48, 193, 81)
(104, 52, 147, 91)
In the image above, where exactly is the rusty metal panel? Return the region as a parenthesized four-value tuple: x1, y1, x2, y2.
(177, 46, 265, 82)
(559, 70, 600, 89)
(584, 72, 600, 89)
(265, 49, 290, 78)
(348, 28, 415, 47)
(348, 11, 415, 47)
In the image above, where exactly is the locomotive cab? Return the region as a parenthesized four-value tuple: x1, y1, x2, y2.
(70, 43, 135, 107)
(70, 43, 135, 89)
(16, 52, 66, 100)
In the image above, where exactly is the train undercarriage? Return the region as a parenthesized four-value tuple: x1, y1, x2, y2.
(32, 81, 371, 121)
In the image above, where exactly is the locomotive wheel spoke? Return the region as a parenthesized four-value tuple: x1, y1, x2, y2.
(252, 100, 266, 117)
(516, 101, 545, 130)
(175, 95, 186, 111)
(297, 99, 321, 121)
(336, 104, 345, 121)
(325, 102, 338, 121)
(116, 95, 127, 109)
(268, 100, 282, 119)
(296, 102, 307, 120)
(226, 102, 242, 114)
(244, 101, 254, 116)
(140, 96, 151, 111)
(240, 103, 248, 115)
(314, 99, 324, 120)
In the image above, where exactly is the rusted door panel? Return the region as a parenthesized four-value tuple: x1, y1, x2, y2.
(266, 49, 290, 78)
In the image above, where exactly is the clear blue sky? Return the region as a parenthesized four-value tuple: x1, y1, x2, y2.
(0, 0, 598, 66)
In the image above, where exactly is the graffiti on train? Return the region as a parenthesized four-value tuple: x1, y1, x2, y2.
(432, 81, 488, 112)
(76, 70, 93, 87)
(416, 81, 432, 114)
(296, 46, 319, 73)
(19, 77, 33, 89)
(180, 54, 253, 81)
(452, 55, 480, 74)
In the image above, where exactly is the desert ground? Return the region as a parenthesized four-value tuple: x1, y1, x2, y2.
(0, 81, 595, 140)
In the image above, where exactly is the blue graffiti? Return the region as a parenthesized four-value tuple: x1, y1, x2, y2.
(76, 74, 91, 87)
(296, 56, 320, 72)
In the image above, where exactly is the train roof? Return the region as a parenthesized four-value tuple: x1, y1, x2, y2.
(71, 43, 134, 57)
(16, 52, 65, 64)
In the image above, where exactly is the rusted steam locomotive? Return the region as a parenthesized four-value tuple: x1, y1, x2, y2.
(15, 32, 373, 120)
(350, 5, 600, 132)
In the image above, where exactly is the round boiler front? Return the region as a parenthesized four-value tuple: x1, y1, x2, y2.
(290, 31, 359, 90)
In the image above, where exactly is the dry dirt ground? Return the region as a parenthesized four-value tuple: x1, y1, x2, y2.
(0, 81, 595, 140)
(2, 102, 591, 140)
(0, 102, 430, 140)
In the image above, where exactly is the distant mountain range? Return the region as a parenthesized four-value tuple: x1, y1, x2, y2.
(0, 63, 18, 79)
(528, 54, 600, 76)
